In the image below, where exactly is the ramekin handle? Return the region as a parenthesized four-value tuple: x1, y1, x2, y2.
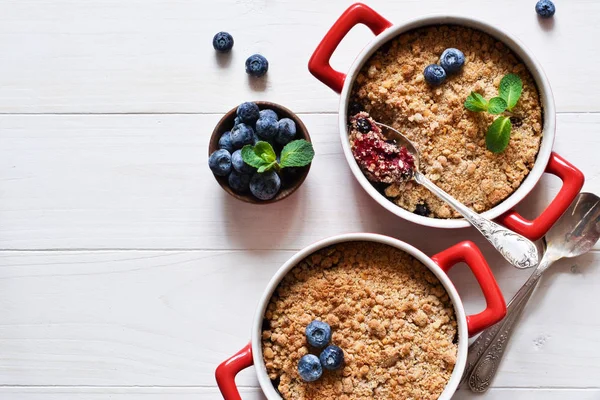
(308, 3, 392, 93)
(215, 343, 253, 400)
(431, 241, 506, 337)
(498, 152, 584, 241)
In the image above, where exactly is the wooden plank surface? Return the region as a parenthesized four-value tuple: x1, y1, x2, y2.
(0, 250, 598, 388)
(0, 387, 599, 400)
(0, 0, 599, 113)
(1, 0, 599, 398)
(1, 113, 598, 252)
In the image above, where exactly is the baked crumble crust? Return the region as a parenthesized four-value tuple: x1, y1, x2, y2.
(261, 242, 458, 399)
(349, 25, 543, 218)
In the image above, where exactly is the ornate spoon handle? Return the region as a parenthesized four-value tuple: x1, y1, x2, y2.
(415, 172, 539, 269)
(467, 272, 542, 392)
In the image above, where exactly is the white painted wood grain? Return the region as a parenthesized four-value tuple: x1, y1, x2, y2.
(0, 250, 598, 388)
(1, 113, 598, 252)
(0, 0, 598, 113)
(0, 387, 599, 400)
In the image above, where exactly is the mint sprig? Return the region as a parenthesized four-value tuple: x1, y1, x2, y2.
(241, 139, 315, 173)
(463, 73, 523, 153)
(486, 116, 512, 153)
(499, 74, 523, 110)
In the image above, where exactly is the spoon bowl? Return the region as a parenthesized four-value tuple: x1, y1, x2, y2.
(545, 192, 600, 259)
(375, 122, 422, 171)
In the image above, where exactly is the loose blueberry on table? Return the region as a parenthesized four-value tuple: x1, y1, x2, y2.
(536, 0, 556, 18)
(212, 31, 234, 53)
(246, 54, 269, 77)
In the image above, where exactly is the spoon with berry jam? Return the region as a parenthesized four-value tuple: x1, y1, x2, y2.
(375, 121, 539, 269)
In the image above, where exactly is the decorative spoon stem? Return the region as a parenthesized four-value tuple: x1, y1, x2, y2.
(414, 168, 539, 269)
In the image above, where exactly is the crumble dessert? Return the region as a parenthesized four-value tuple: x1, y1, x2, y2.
(349, 112, 414, 184)
(349, 25, 543, 218)
(262, 242, 458, 399)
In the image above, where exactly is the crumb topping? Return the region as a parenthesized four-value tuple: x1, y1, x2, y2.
(262, 242, 458, 399)
(349, 25, 543, 218)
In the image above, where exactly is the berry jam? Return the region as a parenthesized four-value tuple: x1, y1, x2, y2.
(351, 131, 414, 184)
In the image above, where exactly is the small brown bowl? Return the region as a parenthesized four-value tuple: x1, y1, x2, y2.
(208, 101, 312, 204)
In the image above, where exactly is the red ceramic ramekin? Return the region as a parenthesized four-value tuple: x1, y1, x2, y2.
(308, 3, 584, 240)
(216, 233, 507, 400)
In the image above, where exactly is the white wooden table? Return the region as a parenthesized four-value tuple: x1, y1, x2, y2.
(0, 0, 599, 399)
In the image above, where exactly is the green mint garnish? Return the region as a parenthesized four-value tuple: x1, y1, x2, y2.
(241, 141, 276, 170)
(464, 92, 488, 112)
(487, 97, 508, 115)
(486, 116, 512, 153)
(241, 139, 315, 173)
(499, 73, 523, 111)
(280, 139, 315, 168)
(463, 73, 523, 153)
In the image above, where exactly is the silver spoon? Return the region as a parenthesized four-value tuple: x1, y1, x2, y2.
(376, 122, 539, 269)
(463, 192, 600, 392)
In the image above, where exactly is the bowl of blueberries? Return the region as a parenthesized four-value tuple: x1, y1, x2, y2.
(208, 101, 314, 204)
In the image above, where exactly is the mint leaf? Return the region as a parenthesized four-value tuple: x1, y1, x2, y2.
(280, 139, 315, 168)
(499, 74, 522, 111)
(464, 92, 488, 112)
(241, 145, 267, 169)
(486, 116, 512, 153)
(257, 161, 277, 173)
(254, 141, 277, 164)
(488, 97, 508, 115)
(241, 141, 277, 171)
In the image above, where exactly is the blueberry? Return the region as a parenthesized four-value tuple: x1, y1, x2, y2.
(218, 131, 234, 153)
(414, 202, 430, 217)
(245, 54, 269, 77)
(356, 118, 371, 134)
(297, 354, 322, 382)
(249, 170, 281, 200)
(231, 149, 256, 174)
(305, 320, 331, 349)
(228, 170, 251, 193)
(233, 116, 241, 127)
(259, 109, 278, 121)
(535, 0, 555, 18)
(212, 32, 234, 53)
(319, 345, 344, 371)
(424, 64, 446, 86)
(275, 118, 297, 145)
(440, 48, 465, 74)
(256, 117, 279, 140)
(231, 123, 255, 148)
(348, 102, 363, 116)
(208, 149, 232, 177)
(237, 102, 260, 124)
